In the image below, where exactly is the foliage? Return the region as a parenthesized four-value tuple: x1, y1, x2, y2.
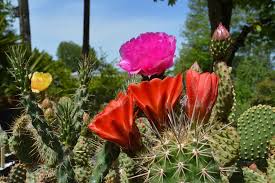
(174, 0, 274, 117)
(56, 41, 82, 72)
(174, 0, 211, 73)
(88, 60, 127, 115)
(0, 0, 18, 96)
(251, 71, 275, 106)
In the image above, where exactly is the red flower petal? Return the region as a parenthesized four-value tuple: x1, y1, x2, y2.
(185, 69, 219, 122)
(128, 74, 183, 130)
(88, 93, 141, 152)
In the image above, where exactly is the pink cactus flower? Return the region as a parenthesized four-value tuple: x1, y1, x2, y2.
(212, 23, 230, 41)
(119, 32, 176, 76)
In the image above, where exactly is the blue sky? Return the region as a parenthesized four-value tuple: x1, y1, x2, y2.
(11, 0, 188, 62)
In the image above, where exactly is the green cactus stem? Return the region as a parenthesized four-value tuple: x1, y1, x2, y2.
(209, 37, 232, 62)
(212, 62, 234, 123)
(89, 142, 120, 183)
(209, 123, 240, 166)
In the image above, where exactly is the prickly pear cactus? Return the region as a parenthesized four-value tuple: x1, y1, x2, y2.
(9, 163, 27, 183)
(209, 123, 240, 166)
(237, 105, 275, 161)
(212, 62, 234, 123)
(267, 136, 275, 182)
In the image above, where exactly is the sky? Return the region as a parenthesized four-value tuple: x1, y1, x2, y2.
(11, 0, 188, 62)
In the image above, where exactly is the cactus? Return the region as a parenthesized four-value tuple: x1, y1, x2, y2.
(208, 123, 240, 166)
(212, 62, 234, 123)
(56, 97, 80, 147)
(72, 135, 96, 183)
(9, 114, 59, 166)
(8, 115, 40, 164)
(118, 153, 137, 183)
(9, 163, 27, 183)
(242, 167, 268, 183)
(237, 105, 275, 161)
(73, 166, 92, 183)
(136, 129, 227, 183)
(6, 46, 98, 183)
(89, 142, 120, 183)
(26, 166, 57, 183)
(73, 135, 96, 166)
(0, 177, 8, 183)
(209, 38, 232, 61)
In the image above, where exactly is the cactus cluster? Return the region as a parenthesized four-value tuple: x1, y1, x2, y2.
(2, 47, 98, 183)
(1, 25, 274, 183)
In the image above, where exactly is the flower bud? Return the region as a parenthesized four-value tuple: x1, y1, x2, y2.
(212, 23, 230, 41)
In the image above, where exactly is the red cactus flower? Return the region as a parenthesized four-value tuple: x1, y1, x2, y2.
(212, 23, 230, 41)
(185, 69, 219, 122)
(88, 93, 141, 152)
(128, 74, 183, 130)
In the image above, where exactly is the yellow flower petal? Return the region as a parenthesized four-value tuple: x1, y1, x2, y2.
(31, 72, 53, 93)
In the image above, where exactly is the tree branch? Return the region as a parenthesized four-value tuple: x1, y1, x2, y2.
(226, 18, 272, 66)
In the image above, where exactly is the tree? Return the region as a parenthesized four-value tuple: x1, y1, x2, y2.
(174, 0, 211, 73)
(82, 0, 90, 56)
(0, 0, 18, 96)
(17, 0, 31, 49)
(56, 41, 82, 72)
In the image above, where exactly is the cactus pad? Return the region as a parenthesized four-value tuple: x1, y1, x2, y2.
(212, 62, 234, 123)
(238, 105, 275, 161)
(209, 124, 240, 166)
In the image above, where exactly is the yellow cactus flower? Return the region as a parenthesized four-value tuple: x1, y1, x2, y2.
(31, 72, 53, 93)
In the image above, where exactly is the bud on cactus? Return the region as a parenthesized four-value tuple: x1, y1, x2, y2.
(83, 112, 90, 123)
(210, 23, 232, 62)
(40, 97, 52, 109)
(190, 61, 202, 73)
(212, 23, 230, 41)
